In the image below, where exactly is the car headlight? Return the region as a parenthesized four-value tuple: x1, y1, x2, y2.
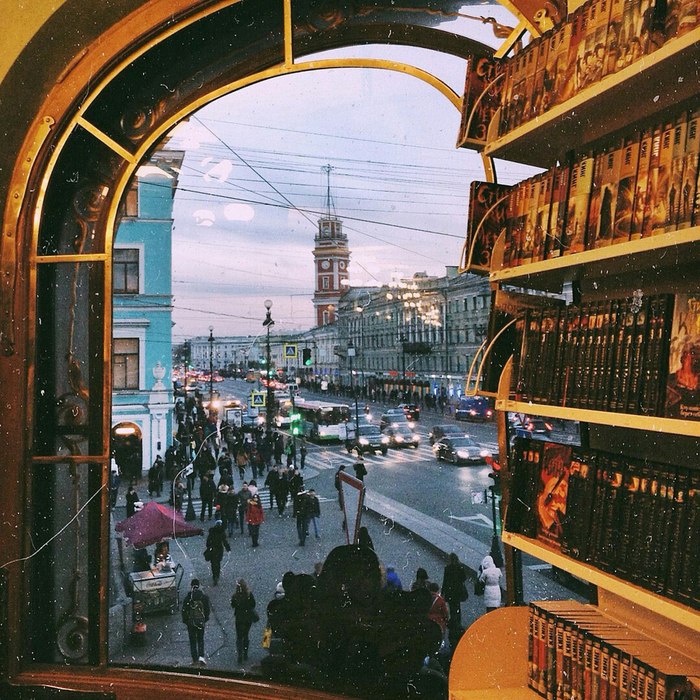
(381, 436, 390, 444)
(480, 449, 491, 458)
(457, 450, 470, 459)
(395, 436, 404, 443)
(359, 438, 369, 445)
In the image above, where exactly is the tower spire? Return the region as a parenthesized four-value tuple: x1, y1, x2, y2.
(322, 164, 335, 218)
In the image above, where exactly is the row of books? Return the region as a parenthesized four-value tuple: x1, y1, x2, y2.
(496, 0, 695, 138)
(467, 107, 700, 272)
(528, 600, 700, 700)
(511, 294, 675, 418)
(507, 438, 700, 609)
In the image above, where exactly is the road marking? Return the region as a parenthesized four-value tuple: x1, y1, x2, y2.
(449, 514, 494, 529)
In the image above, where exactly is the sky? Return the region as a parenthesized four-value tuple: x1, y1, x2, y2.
(163, 4, 538, 340)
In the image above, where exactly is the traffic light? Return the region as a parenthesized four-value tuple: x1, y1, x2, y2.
(302, 347, 312, 366)
(290, 412, 302, 436)
(486, 455, 502, 496)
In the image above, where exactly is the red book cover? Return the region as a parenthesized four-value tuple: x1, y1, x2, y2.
(665, 293, 700, 420)
(536, 442, 575, 546)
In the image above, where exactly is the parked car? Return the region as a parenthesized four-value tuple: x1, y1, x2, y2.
(382, 425, 420, 449)
(455, 396, 494, 422)
(398, 403, 421, 421)
(433, 436, 491, 464)
(428, 424, 468, 445)
(346, 424, 389, 456)
(380, 410, 416, 431)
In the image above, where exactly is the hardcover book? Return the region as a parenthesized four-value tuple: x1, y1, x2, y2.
(535, 442, 575, 546)
(665, 293, 700, 420)
(613, 132, 641, 242)
(458, 56, 504, 145)
(629, 127, 653, 239)
(680, 109, 700, 229)
(465, 181, 512, 274)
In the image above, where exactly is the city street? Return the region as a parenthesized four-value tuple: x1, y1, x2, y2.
(218, 378, 503, 549)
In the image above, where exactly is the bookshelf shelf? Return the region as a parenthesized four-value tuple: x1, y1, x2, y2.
(484, 28, 700, 168)
(489, 227, 700, 287)
(502, 531, 700, 633)
(496, 399, 700, 437)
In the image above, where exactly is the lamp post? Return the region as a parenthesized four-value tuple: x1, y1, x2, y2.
(354, 291, 371, 398)
(347, 341, 360, 434)
(263, 299, 274, 437)
(208, 326, 214, 405)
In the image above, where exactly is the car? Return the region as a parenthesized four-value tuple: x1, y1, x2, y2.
(510, 414, 553, 437)
(380, 411, 416, 431)
(398, 403, 421, 421)
(428, 424, 468, 445)
(382, 425, 420, 448)
(346, 424, 389, 456)
(433, 436, 491, 464)
(455, 396, 494, 421)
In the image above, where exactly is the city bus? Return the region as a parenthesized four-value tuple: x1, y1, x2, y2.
(294, 398, 352, 442)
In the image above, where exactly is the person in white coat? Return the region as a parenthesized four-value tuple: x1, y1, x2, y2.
(478, 555, 502, 613)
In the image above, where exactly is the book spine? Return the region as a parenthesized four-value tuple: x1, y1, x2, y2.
(609, 647, 621, 700)
(625, 295, 651, 414)
(663, 468, 688, 598)
(640, 124, 663, 238)
(567, 152, 595, 255)
(630, 127, 653, 239)
(666, 113, 688, 231)
(609, 300, 634, 413)
(645, 294, 674, 417)
(650, 121, 675, 235)
(613, 132, 641, 243)
(679, 109, 700, 229)
(676, 470, 700, 603)
(599, 300, 620, 411)
(528, 606, 539, 692)
(579, 302, 600, 409)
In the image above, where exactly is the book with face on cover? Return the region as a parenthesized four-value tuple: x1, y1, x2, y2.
(535, 442, 575, 547)
(665, 293, 700, 420)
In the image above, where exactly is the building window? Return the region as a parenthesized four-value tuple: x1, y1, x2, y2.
(113, 338, 139, 389)
(113, 248, 140, 294)
(322, 276, 330, 290)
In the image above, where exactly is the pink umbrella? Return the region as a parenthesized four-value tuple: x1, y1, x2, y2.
(115, 501, 203, 548)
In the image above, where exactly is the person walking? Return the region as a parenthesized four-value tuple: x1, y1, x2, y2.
(237, 482, 251, 534)
(264, 465, 279, 510)
(205, 520, 230, 586)
(410, 567, 430, 592)
(246, 493, 265, 547)
(275, 467, 289, 516)
(223, 486, 239, 537)
(295, 490, 310, 546)
(307, 488, 321, 539)
(299, 439, 307, 470)
(289, 468, 304, 517)
(235, 447, 248, 480)
(147, 455, 165, 497)
(478, 555, 502, 613)
(125, 485, 139, 517)
(427, 581, 449, 638)
(181, 579, 210, 665)
(230, 579, 257, 664)
(334, 464, 346, 510)
(442, 552, 469, 632)
(199, 473, 216, 521)
(353, 457, 367, 482)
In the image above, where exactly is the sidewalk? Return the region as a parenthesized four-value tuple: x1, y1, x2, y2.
(110, 463, 582, 672)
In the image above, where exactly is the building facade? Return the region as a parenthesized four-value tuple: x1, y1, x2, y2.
(112, 149, 183, 475)
(336, 268, 491, 398)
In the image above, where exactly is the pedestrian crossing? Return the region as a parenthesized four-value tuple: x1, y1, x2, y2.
(303, 440, 499, 472)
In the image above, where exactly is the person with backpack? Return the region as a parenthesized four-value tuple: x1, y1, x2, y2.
(181, 579, 210, 665)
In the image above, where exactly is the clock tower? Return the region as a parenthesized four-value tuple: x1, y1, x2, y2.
(313, 165, 350, 326)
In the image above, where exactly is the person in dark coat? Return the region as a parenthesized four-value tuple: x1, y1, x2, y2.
(442, 552, 468, 632)
(273, 433, 284, 464)
(230, 578, 257, 664)
(275, 467, 289, 516)
(237, 483, 251, 534)
(150, 455, 165, 495)
(223, 487, 239, 537)
(289, 469, 304, 517)
(411, 567, 430, 591)
(295, 490, 310, 546)
(199, 473, 216, 521)
(125, 486, 139, 517)
(353, 457, 367, 482)
(181, 578, 211, 665)
(205, 520, 230, 585)
(264, 466, 279, 510)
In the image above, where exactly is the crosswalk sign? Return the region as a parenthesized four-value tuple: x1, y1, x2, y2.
(284, 343, 298, 359)
(250, 391, 266, 407)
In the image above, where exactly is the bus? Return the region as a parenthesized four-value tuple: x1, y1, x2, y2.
(295, 398, 352, 442)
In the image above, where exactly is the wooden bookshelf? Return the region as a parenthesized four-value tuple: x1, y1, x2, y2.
(502, 531, 700, 634)
(495, 399, 700, 437)
(490, 227, 700, 288)
(484, 28, 700, 167)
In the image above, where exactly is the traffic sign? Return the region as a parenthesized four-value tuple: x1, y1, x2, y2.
(250, 391, 266, 407)
(284, 343, 298, 359)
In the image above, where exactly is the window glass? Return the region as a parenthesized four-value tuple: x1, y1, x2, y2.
(113, 248, 139, 294)
(113, 338, 139, 389)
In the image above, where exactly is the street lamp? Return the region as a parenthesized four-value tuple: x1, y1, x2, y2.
(208, 325, 214, 405)
(263, 299, 274, 437)
(354, 291, 371, 396)
(347, 341, 360, 435)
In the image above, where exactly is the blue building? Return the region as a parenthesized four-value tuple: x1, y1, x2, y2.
(111, 148, 184, 478)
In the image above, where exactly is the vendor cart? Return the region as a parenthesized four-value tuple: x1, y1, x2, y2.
(129, 563, 183, 619)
